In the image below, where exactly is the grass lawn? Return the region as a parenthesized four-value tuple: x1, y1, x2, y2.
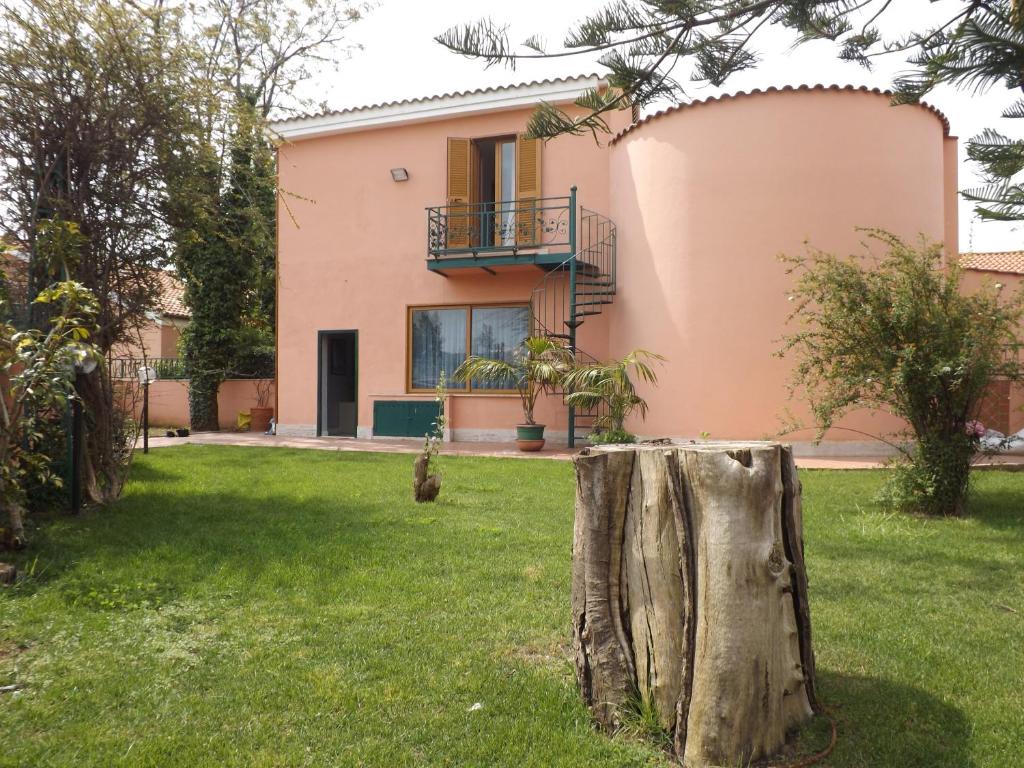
(1, 446, 1022, 767)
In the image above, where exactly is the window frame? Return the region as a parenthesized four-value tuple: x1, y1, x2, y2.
(406, 302, 531, 395)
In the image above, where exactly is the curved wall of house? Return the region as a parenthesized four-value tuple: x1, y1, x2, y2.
(608, 86, 958, 446)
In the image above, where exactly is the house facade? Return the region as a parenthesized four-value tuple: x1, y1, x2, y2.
(272, 76, 959, 453)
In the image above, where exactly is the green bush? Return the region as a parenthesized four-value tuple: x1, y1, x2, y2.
(588, 429, 637, 445)
(781, 230, 1023, 516)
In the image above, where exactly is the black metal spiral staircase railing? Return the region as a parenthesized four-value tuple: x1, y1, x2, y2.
(530, 204, 617, 447)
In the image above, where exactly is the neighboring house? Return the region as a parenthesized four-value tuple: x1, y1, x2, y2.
(961, 251, 1024, 436)
(2, 252, 189, 369)
(112, 269, 190, 374)
(111, 269, 273, 430)
(0, 243, 31, 328)
(271, 76, 958, 453)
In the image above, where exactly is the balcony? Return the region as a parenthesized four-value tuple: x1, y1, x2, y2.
(426, 190, 578, 272)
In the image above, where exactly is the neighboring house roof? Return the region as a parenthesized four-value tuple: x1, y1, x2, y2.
(609, 84, 952, 145)
(153, 270, 190, 319)
(0, 246, 28, 280)
(960, 251, 1024, 275)
(269, 74, 606, 141)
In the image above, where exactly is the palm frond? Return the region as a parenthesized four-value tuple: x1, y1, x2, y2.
(452, 355, 520, 385)
(435, 19, 515, 68)
(967, 129, 1024, 180)
(1003, 98, 1024, 119)
(563, 348, 665, 432)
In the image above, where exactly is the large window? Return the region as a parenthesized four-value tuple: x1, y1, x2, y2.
(408, 304, 530, 392)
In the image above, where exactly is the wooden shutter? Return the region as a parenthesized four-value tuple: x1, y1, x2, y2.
(515, 134, 542, 246)
(446, 137, 473, 249)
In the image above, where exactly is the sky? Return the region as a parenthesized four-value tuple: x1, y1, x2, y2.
(305, 0, 1022, 254)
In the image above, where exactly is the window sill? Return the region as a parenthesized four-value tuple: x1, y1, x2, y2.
(371, 392, 521, 399)
(401, 391, 521, 398)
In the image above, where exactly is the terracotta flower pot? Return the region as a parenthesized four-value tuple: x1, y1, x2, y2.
(516, 423, 546, 452)
(250, 407, 274, 434)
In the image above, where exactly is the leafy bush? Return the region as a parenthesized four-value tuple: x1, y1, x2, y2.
(781, 230, 1023, 516)
(588, 429, 637, 445)
(229, 324, 275, 379)
(21, 415, 71, 514)
(152, 358, 187, 380)
(0, 278, 100, 547)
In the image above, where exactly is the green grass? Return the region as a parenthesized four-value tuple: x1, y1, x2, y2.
(1, 446, 1022, 767)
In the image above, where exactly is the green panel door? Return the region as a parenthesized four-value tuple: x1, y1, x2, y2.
(407, 402, 441, 437)
(373, 401, 441, 438)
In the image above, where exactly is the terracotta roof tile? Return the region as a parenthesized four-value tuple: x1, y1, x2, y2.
(609, 84, 951, 145)
(960, 251, 1024, 275)
(152, 270, 189, 318)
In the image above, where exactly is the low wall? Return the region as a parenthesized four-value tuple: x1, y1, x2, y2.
(133, 379, 275, 431)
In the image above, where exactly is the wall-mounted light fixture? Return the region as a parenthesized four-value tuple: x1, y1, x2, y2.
(390, 167, 409, 182)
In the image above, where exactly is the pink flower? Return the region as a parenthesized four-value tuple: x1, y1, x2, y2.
(966, 420, 985, 437)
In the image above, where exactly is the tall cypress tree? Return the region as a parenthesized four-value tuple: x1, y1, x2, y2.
(168, 0, 362, 430)
(172, 96, 273, 431)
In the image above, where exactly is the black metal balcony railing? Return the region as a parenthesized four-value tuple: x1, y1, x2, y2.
(427, 195, 573, 257)
(110, 357, 187, 380)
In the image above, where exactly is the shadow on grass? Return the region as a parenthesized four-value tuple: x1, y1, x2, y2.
(815, 670, 973, 768)
(5, 446, 566, 605)
(966, 481, 1024, 539)
(4, 483, 505, 608)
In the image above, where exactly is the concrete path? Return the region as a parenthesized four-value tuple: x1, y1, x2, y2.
(139, 431, 577, 460)
(135, 430, 1024, 470)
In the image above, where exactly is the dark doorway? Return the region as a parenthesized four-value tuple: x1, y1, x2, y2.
(472, 136, 516, 246)
(318, 330, 357, 437)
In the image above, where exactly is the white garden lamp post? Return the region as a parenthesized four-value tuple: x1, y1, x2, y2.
(138, 365, 157, 454)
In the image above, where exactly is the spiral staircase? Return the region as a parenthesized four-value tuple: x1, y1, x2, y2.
(426, 186, 617, 447)
(530, 205, 617, 446)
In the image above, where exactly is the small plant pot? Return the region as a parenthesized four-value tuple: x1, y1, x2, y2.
(516, 423, 546, 452)
(176, 428, 190, 438)
(250, 407, 274, 434)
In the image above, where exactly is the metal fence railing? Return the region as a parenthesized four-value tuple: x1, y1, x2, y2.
(109, 357, 188, 380)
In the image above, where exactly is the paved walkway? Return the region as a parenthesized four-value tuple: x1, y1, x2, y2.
(140, 431, 577, 460)
(136, 431, 1024, 470)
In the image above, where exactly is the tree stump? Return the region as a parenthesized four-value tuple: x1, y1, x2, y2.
(572, 443, 819, 766)
(412, 454, 441, 503)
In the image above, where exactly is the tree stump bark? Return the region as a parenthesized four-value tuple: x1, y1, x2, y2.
(412, 454, 441, 502)
(572, 443, 819, 767)
(2, 502, 26, 550)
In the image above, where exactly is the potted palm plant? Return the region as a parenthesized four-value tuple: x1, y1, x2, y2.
(453, 336, 572, 451)
(562, 349, 665, 443)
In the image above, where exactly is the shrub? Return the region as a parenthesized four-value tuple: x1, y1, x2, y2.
(1, 279, 100, 547)
(781, 230, 1023, 516)
(588, 428, 637, 445)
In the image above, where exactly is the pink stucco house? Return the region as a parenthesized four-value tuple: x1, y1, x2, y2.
(271, 75, 959, 453)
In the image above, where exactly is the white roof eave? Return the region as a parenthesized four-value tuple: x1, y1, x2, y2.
(270, 75, 607, 142)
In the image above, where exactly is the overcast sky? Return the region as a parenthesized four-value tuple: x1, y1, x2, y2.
(308, 0, 1022, 253)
